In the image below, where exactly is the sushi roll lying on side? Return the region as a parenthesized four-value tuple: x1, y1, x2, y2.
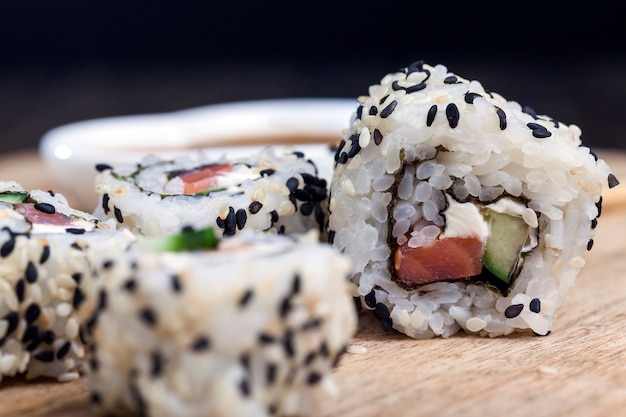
(93, 147, 329, 239)
(328, 61, 619, 338)
(83, 229, 356, 417)
(0, 181, 133, 382)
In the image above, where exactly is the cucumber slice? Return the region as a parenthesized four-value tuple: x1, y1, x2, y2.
(138, 227, 218, 252)
(0, 192, 27, 204)
(482, 210, 531, 284)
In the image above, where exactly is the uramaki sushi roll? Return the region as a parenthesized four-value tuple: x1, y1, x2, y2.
(93, 147, 329, 239)
(82, 229, 356, 417)
(328, 61, 619, 338)
(0, 181, 132, 382)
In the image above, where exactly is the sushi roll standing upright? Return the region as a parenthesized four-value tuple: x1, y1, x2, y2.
(328, 61, 619, 338)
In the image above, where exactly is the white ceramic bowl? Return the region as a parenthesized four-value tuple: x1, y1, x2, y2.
(39, 98, 355, 210)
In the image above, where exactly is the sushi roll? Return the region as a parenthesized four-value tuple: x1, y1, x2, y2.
(328, 61, 619, 338)
(83, 229, 356, 417)
(0, 181, 133, 382)
(93, 147, 329, 239)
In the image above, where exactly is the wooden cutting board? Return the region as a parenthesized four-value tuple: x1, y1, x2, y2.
(0, 149, 625, 417)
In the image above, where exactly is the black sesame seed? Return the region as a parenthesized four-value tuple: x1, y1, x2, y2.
(65, 228, 86, 235)
(445, 103, 460, 128)
(71, 272, 82, 284)
(47, 190, 55, 197)
(407, 60, 424, 73)
(248, 201, 263, 215)
(591, 218, 598, 229)
(522, 105, 538, 119)
(240, 353, 250, 371)
(224, 206, 237, 236)
(356, 105, 363, 120)
(302, 318, 321, 331)
(304, 351, 317, 366)
(102, 260, 114, 270)
(1, 237, 16, 258)
(374, 302, 390, 320)
(380, 100, 398, 119)
(444, 75, 458, 84)
(589, 149, 599, 161)
(291, 274, 301, 295)
(292, 151, 304, 158)
(42, 330, 55, 344)
(527, 122, 552, 138)
(34, 349, 55, 362)
(139, 308, 157, 326)
(283, 331, 295, 358)
(258, 333, 276, 344)
(90, 391, 102, 404)
(72, 287, 85, 309)
(266, 363, 277, 385)
(88, 357, 99, 371)
(270, 210, 279, 223)
(235, 208, 247, 230)
(464, 92, 481, 104)
(347, 139, 361, 158)
(3, 311, 19, 337)
(22, 323, 39, 343)
(529, 298, 541, 313)
(102, 194, 110, 215)
(307, 372, 322, 385)
(70, 242, 82, 250)
(608, 173, 620, 189)
(426, 104, 437, 127)
(587, 239, 594, 251)
(596, 196, 603, 218)
(239, 378, 251, 397)
(95, 163, 113, 172)
(97, 289, 108, 311)
(260, 168, 276, 177)
(278, 225, 286, 235)
(300, 202, 314, 216)
(238, 289, 254, 307)
(319, 340, 329, 358)
(113, 206, 124, 223)
(39, 245, 50, 264)
(191, 336, 211, 351)
(334, 139, 345, 162)
(25, 261, 38, 283)
(405, 83, 427, 93)
(364, 290, 377, 309)
(496, 107, 507, 130)
(373, 129, 383, 145)
(15, 279, 25, 302)
(504, 303, 524, 318)
(369, 106, 378, 116)
(170, 275, 182, 293)
(337, 152, 348, 165)
(286, 177, 299, 192)
(215, 216, 225, 229)
(25, 303, 41, 323)
(34, 202, 55, 214)
(151, 351, 163, 377)
(280, 297, 292, 318)
(391, 81, 403, 91)
(56, 341, 72, 360)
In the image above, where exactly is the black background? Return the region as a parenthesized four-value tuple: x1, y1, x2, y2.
(1, 1, 625, 154)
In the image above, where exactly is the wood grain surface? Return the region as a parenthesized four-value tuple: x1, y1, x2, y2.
(0, 149, 625, 417)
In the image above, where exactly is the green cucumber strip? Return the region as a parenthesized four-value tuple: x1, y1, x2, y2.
(481, 210, 530, 284)
(0, 192, 28, 204)
(138, 227, 218, 252)
(195, 186, 227, 195)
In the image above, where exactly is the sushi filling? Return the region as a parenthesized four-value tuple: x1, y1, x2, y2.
(392, 192, 538, 293)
